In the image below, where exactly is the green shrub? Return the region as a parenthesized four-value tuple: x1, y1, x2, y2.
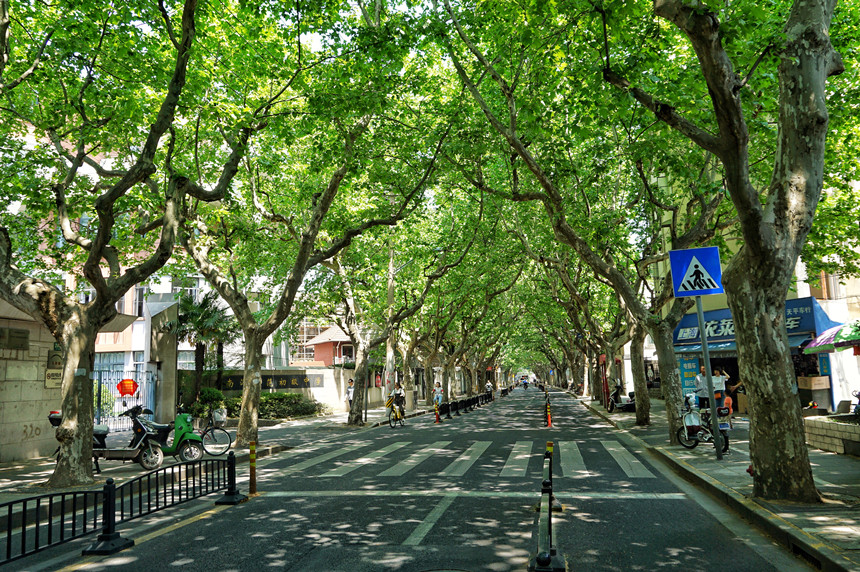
(221, 392, 328, 419)
(187, 387, 225, 418)
(225, 396, 242, 417)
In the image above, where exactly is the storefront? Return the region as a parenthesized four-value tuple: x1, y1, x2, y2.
(673, 297, 841, 411)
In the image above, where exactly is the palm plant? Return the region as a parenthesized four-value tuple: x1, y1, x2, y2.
(162, 290, 239, 400)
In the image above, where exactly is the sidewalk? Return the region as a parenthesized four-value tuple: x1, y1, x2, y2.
(578, 395, 860, 572)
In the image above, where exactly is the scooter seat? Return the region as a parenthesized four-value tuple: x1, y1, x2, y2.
(93, 425, 109, 436)
(149, 421, 171, 430)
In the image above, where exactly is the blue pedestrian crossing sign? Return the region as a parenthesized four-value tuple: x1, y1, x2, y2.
(669, 247, 724, 297)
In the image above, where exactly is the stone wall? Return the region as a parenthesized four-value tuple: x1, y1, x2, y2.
(0, 319, 62, 462)
(804, 415, 860, 455)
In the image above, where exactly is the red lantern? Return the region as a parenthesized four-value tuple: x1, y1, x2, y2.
(117, 378, 139, 397)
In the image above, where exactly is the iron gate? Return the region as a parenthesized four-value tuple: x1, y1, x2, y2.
(93, 370, 155, 431)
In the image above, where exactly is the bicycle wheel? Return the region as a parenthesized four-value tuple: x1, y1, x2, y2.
(201, 427, 232, 455)
(388, 410, 397, 428)
(398, 407, 405, 427)
(676, 427, 699, 449)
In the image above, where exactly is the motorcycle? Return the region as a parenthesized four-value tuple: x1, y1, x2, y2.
(48, 403, 164, 473)
(677, 393, 730, 452)
(607, 383, 635, 413)
(140, 406, 205, 462)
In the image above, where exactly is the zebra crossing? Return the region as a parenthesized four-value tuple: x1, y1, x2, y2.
(279, 438, 655, 479)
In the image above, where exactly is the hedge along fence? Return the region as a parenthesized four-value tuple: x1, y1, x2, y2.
(225, 392, 329, 420)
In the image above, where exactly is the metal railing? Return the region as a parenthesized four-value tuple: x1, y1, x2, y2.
(1, 453, 243, 566)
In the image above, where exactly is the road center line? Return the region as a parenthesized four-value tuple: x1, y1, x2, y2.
(402, 492, 457, 546)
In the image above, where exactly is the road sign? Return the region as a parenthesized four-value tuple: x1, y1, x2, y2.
(669, 247, 723, 298)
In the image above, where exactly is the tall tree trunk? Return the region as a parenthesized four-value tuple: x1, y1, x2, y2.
(48, 322, 97, 487)
(236, 332, 264, 446)
(348, 344, 370, 425)
(649, 321, 684, 444)
(399, 344, 415, 410)
(630, 322, 650, 426)
(216, 341, 224, 390)
(724, 272, 819, 501)
(194, 341, 205, 399)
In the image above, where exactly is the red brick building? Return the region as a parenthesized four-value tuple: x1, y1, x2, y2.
(305, 326, 353, 367)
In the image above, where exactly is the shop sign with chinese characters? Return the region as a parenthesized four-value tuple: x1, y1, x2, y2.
(673, 297, 818, 345)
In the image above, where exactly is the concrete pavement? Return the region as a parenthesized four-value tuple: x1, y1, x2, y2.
(1, 390, 858, 571)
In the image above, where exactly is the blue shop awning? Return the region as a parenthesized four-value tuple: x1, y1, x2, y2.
(675, 334, 811, 355)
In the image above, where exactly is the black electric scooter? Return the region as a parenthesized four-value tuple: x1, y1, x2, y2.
(48, 403, 164, 473)
(607, 382, 636, 413)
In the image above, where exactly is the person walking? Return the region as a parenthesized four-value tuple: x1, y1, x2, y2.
(345, 379, 355, 412)
(712, 368, 726, 408)
(695, 366, 710, 409)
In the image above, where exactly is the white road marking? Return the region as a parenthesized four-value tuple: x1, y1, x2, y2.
(601, 440, 655, 478)
(499, 441, 533, 477)
(280, 443, 368, 476)
(440, 441, 492, 476)
(557, 440, 590, 478)
(262, 490, 686, 500)
(379, 441, 451, 477)
(402, 493, 457, 546)
(320, 442, 410, 477)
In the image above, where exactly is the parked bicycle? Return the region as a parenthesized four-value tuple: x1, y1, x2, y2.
(198, 407, 232, 455)
(677, 394, 730, 453)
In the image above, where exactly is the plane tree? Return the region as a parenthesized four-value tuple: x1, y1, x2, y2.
(433, 0, 745, 443)
(599, 0, 851, 500)
(0, 0, 267, 486)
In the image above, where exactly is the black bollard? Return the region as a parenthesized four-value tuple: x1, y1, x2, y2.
(82, 478, 134, 555)
(216, 451, 248, 505)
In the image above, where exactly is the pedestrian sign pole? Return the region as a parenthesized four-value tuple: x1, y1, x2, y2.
(669, 247, 725, 460)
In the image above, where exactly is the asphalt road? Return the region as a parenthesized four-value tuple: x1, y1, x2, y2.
(41, 388, 813, 572)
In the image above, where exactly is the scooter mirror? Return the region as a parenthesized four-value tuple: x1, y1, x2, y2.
(142, 408, 154, 415)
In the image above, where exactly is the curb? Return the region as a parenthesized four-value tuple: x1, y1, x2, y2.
(574, 394, 857, 572)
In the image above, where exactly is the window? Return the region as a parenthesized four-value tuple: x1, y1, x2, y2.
(133, 285, 148, 317)
(341, 345, 354, 360)
(79, 288, 95, 304)
(172, 276, 200, 302)
(94, 352, 125, 372)
(178, 351, 195, 370)
(290, 319, 327, 362)
(133, 351, 145, 377)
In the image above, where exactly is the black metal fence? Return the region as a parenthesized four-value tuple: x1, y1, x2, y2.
(0, 453, 242, 567)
